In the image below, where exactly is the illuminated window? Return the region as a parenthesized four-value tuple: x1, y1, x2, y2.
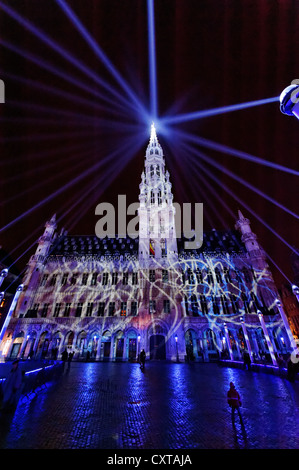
(53, 303, 62, 317)
(64, 303, 71, 317)
(149, 300, 156, 314)
(102, 272, 109, 285)
(97, 302, 105, 316)
(163, 299, 170, 313)
(50, 274, 57, 286)
(40, 274, 48, 286)
(108, 302, 115, 316)
(70, 273, 78, 285)
(91, 272, 98, 286)
(131, 301, 138, 316)
(41, 303, 49, 318)
(76, 302, 83, 317)
(61, 273, 68, 286)
(86, 302, 93, 317)
(121, 301, 127, 316)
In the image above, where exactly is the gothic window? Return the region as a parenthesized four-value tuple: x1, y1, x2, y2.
(64, 303, 71, 317)
(212, 296, 220, 315)
(40, 274, 48, 287)
(207, 270, 214, 285)
(150, 190, 155, 204)
(97, 302, 105, 317)
(86, 302, 93, 317)
(112, 273, 118, 285)
(41, 303, 49, 318)
(195, 269, 203, 283)
(82, 273, 89, 285)
(220, 295, 230, 315)
(241, 292, 250, 314)
(33, 303, 39, 314)
(50, 274, 57, 286)
(61, 273, 68, 286)
(200, 295, 208, 315)
(230, 294, 239, 314)
(102, 272, 109, 285)
(163, 299, 170, 313)
(123, 272, 129, 285)
(157, 190, 162, 205)
(131, 301, 138, 316)
(121, 301, 127, 316)
(215, 268, 222, 283)
(91, 272, 98, 286)
(108, 302, 115, 316)
(191, 295, 199, 316)
(75, 302, 83, 317)
(188, 269, 195, 284)
(149, 269, 155, 282)
(53, 303, 62, 317)
(149, 300, 156, 314)
(132, 272, 138, 285)
(70, 274, 78, 285)
(161, 238, 167, 258)
(184, 295, 189, 315)
(150, 165, 154, 177)
(156, 165, 160, 176)
(162, 269, 168, 282)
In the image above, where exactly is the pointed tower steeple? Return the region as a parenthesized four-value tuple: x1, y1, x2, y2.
(138, 124, 178, 267)
(235, 209, 266, 269)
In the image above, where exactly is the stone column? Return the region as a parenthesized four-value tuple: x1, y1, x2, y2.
(257, 311, 278, 366)
(223, 323, 234, 360)
(275, 298, 298, 352)
(241, 317, 254, 361)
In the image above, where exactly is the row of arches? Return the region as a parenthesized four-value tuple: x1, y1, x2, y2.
(2, 320, 290, 363)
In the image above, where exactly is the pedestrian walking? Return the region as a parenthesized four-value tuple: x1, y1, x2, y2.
(61, 349, 68, 370)
(67, 351, 74, 369)
(140, 349, 146, 369)
(227, 382, 243, 422)
(1, 359, 23, 412)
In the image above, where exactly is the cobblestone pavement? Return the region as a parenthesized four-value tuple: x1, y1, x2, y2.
(0, 361, 299, 450)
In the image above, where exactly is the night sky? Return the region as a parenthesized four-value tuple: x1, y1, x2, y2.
(0, 0, 299, 286)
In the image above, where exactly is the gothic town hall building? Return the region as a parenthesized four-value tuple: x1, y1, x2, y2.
(0, 126, 294, 364)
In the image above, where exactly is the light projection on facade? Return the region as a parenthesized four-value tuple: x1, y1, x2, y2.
(0, 125, 295, 365)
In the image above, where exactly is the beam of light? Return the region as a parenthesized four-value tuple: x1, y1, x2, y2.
(161, 96, 279, 125)
(0, 4, 138, 115)
(0, 146, 95, 207)
(187, 150, 299, 259)
(147, 0, 158, 118)
(1, 140, 91, 176)
(175, 128, 299, 177)
(1, 72, 132, 121)
(0, 39, 130, 117)
(55, 0, 149, 121)
(182, 141, 299, 222)
(0, 133, 146, 234)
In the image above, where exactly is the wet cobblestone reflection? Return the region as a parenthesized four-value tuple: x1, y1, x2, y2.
(0, 362, 299, 449)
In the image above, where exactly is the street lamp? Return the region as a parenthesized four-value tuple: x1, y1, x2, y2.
(175, 334, 179, 362)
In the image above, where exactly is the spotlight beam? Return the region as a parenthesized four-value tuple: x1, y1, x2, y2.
(0, 4, 139, 114)
(147, 0, 158, 118)
(0, 134, 146, 233)
(0, 39, 130, 116)
(55, 0, 148, 119)
(161, 96, 279, 125)
(189, 152, 299, 258)
(176, 128, 299, 177)
(182, 141, 299, 221)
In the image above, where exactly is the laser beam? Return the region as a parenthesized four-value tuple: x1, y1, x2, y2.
(147, 0, 158, 118)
